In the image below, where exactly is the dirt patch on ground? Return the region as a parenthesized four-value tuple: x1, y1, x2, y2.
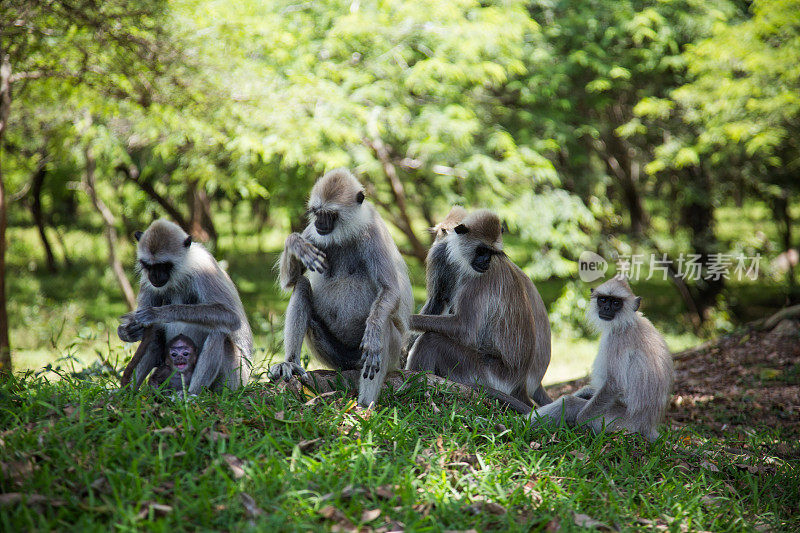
(546, 320, 800, 444)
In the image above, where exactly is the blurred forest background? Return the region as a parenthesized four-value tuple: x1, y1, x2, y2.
(1, 0, 798, 381)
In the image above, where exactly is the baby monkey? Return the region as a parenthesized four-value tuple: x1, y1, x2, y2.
(529, 277, 674, 442)
(150, 334, 198, 392)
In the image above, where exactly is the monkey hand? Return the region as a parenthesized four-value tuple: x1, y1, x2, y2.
(359, 333, 382, 380)
(268, 361, 307, 382)
(296, 240, 328, 273)
(133, 306, 160, 327)
(118, 313, 144, 342)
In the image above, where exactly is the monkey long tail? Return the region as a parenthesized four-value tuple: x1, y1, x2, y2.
(294, 369, 532, 415)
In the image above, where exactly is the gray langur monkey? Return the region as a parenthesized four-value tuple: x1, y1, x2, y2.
(269, 168, 413, 407)
(118, 219, 253, 393)
(528, 277, 674, 442)
(406, 209, 552, 407)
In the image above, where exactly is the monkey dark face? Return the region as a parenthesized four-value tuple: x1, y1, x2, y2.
(167, 337, 197, 373)
(313, 210, 339, 235)
(595, 294, 625, 321)
(140, 260, 174, 287)
(471, 245, 498, 273)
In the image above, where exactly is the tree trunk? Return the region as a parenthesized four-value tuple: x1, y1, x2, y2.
(684, 166, 724, 321)
(600, 134, 647, 236)
(118, 163, 191, 232)
(0, 53, 12, 376)
(365, 137, 428, 263)
(774, 190, 795, 291)
(29, 164, 57, 272)
(84, 147, 137, 311)
(187, 180, 217, 243)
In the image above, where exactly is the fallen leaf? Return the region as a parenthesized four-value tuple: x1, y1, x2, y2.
(361, 508, 381, 522)
(206, 429, 229, 443)
(494, 423, 507, 433)
(522, 481, 543, 505)
(90, 476, 110, 493)
(221, 454, 246, 479)
(0, 493, 65, 506)
(529, 441, 542, 450)
(735, 463, 759, 474)
(466, 501, 506, 515)
(373, 485, 396, 501)
(320, 504, 349, 522)
(545, 518, 561, 532)
(273, 411, 285, 421)
(153, 426, 177, 436)
(62, 405, 77, 417)
(240, 492, 264, 518)
(570, 450, 587, 460)
(573, 512, 609, 529)
(303, 391, 339, 406)
(173, 451, 187, 458)
(298, 438, 322, 453)
(136, 501, 173, 520)
(700, 460, 720, 472)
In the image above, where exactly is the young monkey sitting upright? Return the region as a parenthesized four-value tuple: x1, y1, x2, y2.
(150, 334, 198, 392)
(529, 277, 674, 442)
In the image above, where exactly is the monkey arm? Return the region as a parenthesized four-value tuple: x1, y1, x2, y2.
(280, 233, 326, 290)
(137, 303, 241, 333)
(575, 382, 621, 425)
(360, 285, 401, 379)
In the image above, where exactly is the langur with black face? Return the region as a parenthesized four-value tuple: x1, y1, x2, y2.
(269, 169, 413, 408)
(406, 209, 552, 407)
(118, 219, 253, 393)
(528, 277, 674, 442)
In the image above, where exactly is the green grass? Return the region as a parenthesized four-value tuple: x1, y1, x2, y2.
(1, 373, 796, 531)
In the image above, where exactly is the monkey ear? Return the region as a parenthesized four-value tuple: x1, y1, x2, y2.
(501, 220, 509, 234)
(356, 191, 365, 204)
(183, 235, 192, 248)
(454, 224, 469, 235)
(633, 296, 641, 311)
(590, 288, 595, 295)
(134, 231, 143, 242)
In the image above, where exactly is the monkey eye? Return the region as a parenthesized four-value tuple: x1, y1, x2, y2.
(598, 296, 607, 304)
(611, 298, 623, 309)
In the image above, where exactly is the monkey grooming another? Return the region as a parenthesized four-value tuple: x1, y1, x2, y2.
(529, 277, 674, 442)
(406, 209, 552, 407)
(419, 205, 468, 316)
(150, 334, 198, 392)
(118, 219, 253, 394)
(269, 169, 413, 407)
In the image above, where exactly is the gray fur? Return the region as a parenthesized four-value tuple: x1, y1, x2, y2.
(406, 209, 552, 407)
(270, 169, 413, 407)
(118, 219, 253, 393)
(529, 277, 674, 442)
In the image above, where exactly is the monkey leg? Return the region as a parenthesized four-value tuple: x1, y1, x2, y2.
(357, 321, 401, 408)
(215, 337, 251, 391)
(531, 385, 553, 407)
(124, 327, 166, 390)
(307, 313, 362, 371)
(573, 385, 596, 400)
(528, 394, 588, 427)
(406, 332, 530, 402)
(187, 331, 226, 395)
(270, 277, 312, 381)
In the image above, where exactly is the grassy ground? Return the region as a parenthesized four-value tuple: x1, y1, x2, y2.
(2, 368, 797, 531)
